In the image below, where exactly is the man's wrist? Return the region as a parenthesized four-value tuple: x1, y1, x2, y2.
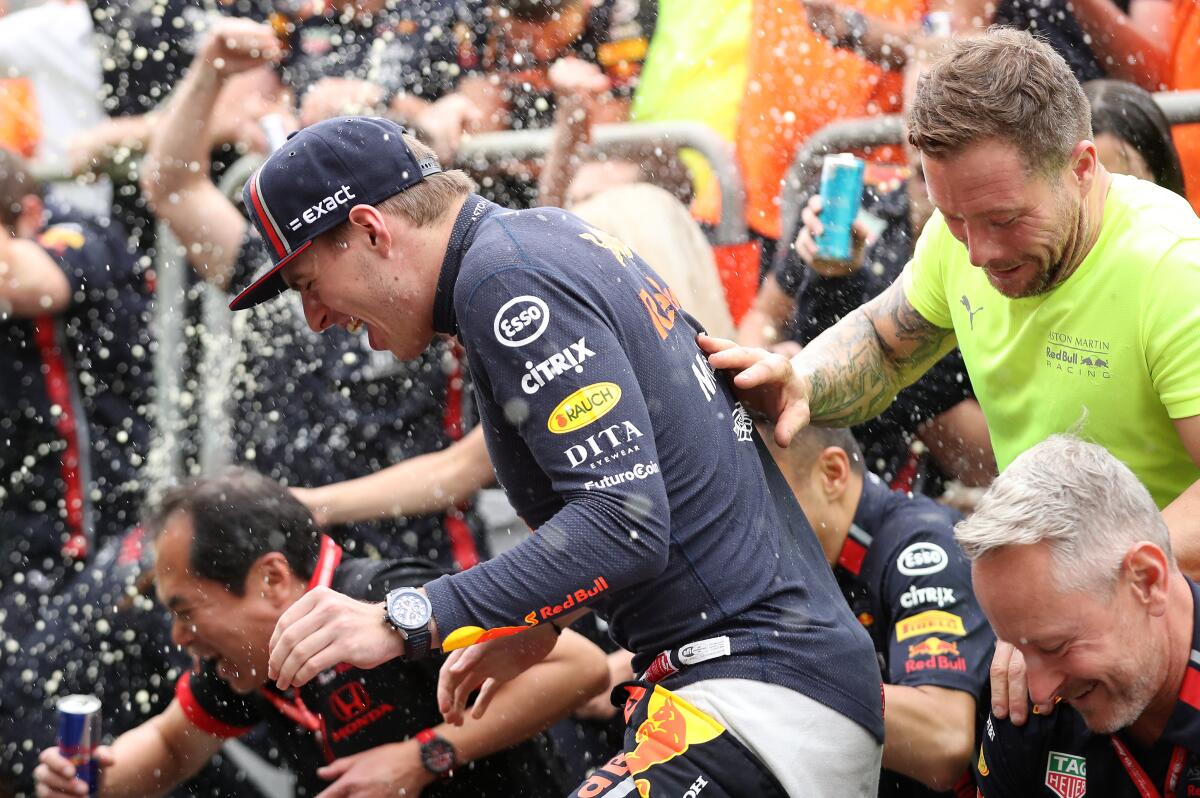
(379, 601, 409, 659)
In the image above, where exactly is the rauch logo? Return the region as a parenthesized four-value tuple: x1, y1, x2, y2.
(548, 383, 621, 434)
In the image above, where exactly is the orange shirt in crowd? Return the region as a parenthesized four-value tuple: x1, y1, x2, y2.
(737, 0, 922, 241)
(0, 77, 39, 158)
(1171, 0, 1200, 215)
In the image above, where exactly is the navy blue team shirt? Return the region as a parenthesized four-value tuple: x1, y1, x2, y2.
(423, 195, 885, 741)
(0, 209, 152, 580)
(977, 579, 1200, 798)
(835, 473, 994, 797)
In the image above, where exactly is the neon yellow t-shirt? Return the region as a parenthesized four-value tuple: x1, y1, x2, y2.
(903, 174, 1200, 508)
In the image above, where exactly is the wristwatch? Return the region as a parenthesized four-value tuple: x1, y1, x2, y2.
(416, 728, 456, 778)
(384, 587, 433, 659)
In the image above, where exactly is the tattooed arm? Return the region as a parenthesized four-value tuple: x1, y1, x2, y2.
(802, 277, 958, 426)
(701, 276, 957, 446)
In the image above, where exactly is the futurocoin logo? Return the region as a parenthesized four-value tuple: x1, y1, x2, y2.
(547, 382, 621, 434)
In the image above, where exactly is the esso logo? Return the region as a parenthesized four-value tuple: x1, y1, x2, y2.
(494, 296, 550, 348)
(896, 542, 949, 576)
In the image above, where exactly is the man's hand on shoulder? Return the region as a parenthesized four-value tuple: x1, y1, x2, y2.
(990, 641, 1054, 726)
(268, 587, 406, 691)
(698, 333, 814, 446)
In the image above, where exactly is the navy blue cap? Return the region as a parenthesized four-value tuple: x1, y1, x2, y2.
(230, 116, 441, 311)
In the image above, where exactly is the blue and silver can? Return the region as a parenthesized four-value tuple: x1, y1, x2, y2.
(815, 153, 866, 261)
(57, 694, 102, 794)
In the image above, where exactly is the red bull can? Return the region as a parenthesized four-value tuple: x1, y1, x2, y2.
(56, 694, 102, 794)
(815, 153, 866, 261)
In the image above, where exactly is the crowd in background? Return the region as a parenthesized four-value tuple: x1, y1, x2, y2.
(1, 0, 1199, 796)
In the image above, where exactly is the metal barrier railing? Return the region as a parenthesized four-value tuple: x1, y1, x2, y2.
(458, 121, 748, 245)
(778, 89, 1200, 254)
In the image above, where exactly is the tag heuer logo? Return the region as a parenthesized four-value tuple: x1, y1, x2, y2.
(1045, 751, 1086, 798)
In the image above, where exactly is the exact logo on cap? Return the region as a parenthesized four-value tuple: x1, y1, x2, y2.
(288, 185, 358, 231)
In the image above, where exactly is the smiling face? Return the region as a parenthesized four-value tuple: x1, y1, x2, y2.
(972, 543, 1168, 733)
(280, 207, 439, 361)
(154, 511, 289, 694)
(922, 139, 1091, 299)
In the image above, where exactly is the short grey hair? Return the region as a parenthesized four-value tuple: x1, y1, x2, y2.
(955, 435, 1170, 593)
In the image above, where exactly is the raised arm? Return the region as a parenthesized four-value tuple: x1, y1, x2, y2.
(34, 700, 223, 798)
(141, 18, 282, 290)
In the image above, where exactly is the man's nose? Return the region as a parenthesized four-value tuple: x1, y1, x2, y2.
(1023, 651, 1065, 706)
(301, 293, 332, 333)
(171, 618, 195, 649)
(966, 229, 1007, 269)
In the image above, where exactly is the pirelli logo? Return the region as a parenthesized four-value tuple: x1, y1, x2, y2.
(895, 609, 966, 642)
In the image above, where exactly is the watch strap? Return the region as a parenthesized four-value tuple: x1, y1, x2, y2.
(404, 627, 431, 659)
(416, 728, 456, 778)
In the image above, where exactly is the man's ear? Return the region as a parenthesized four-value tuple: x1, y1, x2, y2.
(1122, 542, 1171, 616)
(817, 446, 853, 501)
(247, 551, 297, 604)
(347, 204, 390, 251)
(1068, 140, 1099, 197)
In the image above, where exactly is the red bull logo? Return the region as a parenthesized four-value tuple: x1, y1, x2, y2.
(908, 637, 960, 658)
(540, 577, 609, 620)
(622, 685, 725, 796)
(906, 637, 967, 674)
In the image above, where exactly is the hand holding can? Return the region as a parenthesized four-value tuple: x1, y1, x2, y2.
(814, 153, 866, 262)
(54, 695, 102, 795)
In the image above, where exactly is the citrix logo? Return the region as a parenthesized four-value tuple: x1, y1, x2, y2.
(288, 185, 357, 231)
(522, 338, 595, 394)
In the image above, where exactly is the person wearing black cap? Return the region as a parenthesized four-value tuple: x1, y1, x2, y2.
(142, 16, 487, 571)
(231, 115, 886, 796)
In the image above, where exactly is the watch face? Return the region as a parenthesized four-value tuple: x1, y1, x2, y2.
(389, 591, 430, 630)
(422, 738, 456, 774)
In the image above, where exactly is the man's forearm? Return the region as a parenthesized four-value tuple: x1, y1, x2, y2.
(148, 64, 225, 196)
(437, 630, 608, 764)
(795, 309, 901, 426)
(1163, 478, 1200, 578)
(881, 684, 975, 790)
(797, 281, 957, 426)
(1071, 0, 1169, 89)
(538, 94, 591, 208)
(306, 427, 493, 526)
(98, 716, 216, 798)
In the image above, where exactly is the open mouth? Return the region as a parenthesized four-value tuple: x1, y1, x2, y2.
(345, 318, 363, 334)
